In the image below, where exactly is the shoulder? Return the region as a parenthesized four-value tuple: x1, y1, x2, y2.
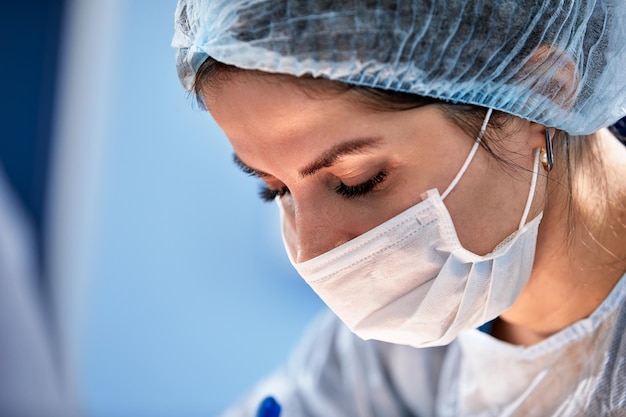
(585, 273, 626, 412)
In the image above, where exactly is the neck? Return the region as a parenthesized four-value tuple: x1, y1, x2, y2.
(493, 130, 626, 346)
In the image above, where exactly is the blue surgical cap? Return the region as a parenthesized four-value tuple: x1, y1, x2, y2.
(172, 0, 626, 135)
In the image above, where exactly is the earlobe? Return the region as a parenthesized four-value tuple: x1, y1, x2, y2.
(528, 122, 555, 171)
(540, 128, 554, 172)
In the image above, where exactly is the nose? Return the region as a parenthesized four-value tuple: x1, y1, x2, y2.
(281, 194, 359, 263)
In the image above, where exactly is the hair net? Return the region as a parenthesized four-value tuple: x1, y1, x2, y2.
(172, 0, 626, 135)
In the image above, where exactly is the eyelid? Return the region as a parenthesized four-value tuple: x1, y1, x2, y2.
(233, 153, 270, 178)
(257, 168, 390, 202)
(259, 185, 290, 203)
(335, 170, 388, 198)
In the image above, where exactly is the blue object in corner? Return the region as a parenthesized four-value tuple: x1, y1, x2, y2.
(256, 396, 281, 417)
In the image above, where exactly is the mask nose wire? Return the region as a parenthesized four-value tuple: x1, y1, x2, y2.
(441, 108, 493, 200)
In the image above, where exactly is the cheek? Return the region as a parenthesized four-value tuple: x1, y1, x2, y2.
(278, 197, 298, 261)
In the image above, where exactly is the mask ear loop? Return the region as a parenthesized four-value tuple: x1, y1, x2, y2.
(441, 108, 493, 200)
(518, 148, 540, 229)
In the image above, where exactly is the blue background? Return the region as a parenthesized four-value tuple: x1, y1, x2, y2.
(66, 1, 324, 416)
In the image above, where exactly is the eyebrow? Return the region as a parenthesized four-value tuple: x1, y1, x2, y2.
(298, 138, 382, 177)
(232, 137, 383, 179)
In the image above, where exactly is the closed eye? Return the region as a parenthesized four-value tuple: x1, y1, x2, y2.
(259, 171, 388, 202)
(335, 171, 387, 198)
(259, 185, 290, 202)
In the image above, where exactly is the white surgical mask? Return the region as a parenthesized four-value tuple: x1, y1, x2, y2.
(279, 109, 543, 347)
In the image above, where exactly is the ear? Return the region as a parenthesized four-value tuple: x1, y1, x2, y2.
(528, 122, 554, 150)
(520, 45, 579, 109)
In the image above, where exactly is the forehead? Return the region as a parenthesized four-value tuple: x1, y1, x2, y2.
(203, 71, 378, 144)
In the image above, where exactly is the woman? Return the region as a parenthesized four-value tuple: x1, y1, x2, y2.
(172, 1, 626, 415)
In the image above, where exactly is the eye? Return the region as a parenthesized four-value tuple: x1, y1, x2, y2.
(259, 185, 290, 202)
(335, 171, 388, 198)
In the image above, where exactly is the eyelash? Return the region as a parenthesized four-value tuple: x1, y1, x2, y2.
(259, 186, 290, 202)
(259, 170, 388, 202)
(335, 171, 388, 198)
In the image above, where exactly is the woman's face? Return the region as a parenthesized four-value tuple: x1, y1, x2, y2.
(204, 72, 545, 263)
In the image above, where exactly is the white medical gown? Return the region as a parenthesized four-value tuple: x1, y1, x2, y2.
(220, 273, 626, 416)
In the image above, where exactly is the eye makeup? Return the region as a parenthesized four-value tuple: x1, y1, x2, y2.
(258, 169, 389, 203)
(334, 170, 388, 198)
